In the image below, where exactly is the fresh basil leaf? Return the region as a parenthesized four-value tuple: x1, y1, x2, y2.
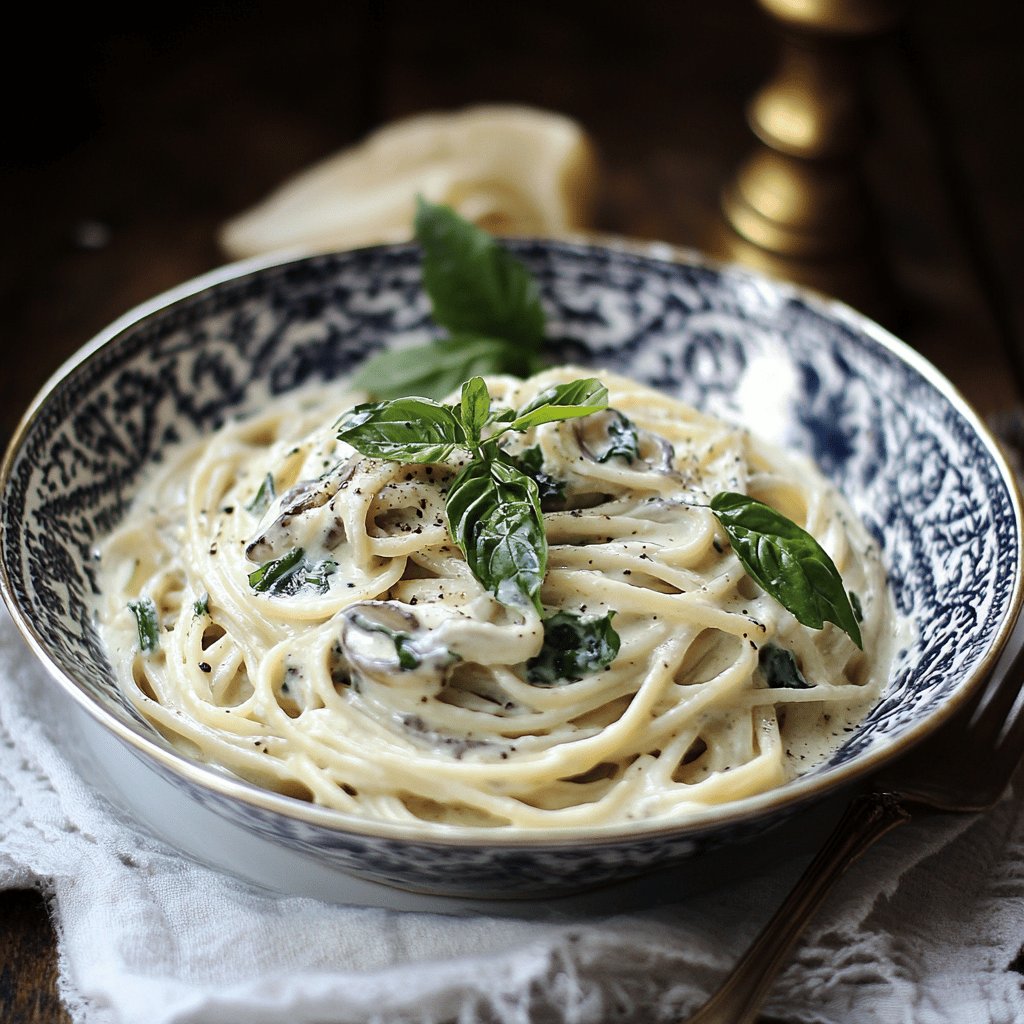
(709, 492, 863, 648)
(248, 548, 337, 597)
(415, 197, 545, 349)
(193, 593, 209, 617)
(128, 598, 160, 653)
(507, 378, 609, 432)
(248, 547, 306, 594)
(459, 376, 491, 444)
(352, 335, 531, 402)
(849, 590, 864, 623)
(337, 397, 465, 462)
(445, 456, 546, 611)
(246, 473, 276, 517)
(594, 410, 641, 463)
(526, 610, 620, 685)
(510, 445, 566, 502)
(759, 643, 811, 689)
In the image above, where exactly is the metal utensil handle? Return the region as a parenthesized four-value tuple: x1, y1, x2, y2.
(685, 792, 911, 1024)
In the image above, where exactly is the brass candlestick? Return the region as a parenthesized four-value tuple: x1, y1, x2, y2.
(721, 0, 904, 260)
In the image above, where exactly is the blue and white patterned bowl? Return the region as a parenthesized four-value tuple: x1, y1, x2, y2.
(2, 240, 1021, 898)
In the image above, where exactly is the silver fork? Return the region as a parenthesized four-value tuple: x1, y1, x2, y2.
(685, 613, 1024, 1024)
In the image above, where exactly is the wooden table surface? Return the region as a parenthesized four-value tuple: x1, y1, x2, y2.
(2, 2, 1022, 1021)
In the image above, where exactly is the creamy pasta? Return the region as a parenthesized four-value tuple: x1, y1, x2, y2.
(96, 368, 896, 830)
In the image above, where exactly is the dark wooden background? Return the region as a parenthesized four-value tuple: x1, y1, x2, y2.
(2, 2, 1022, 1020)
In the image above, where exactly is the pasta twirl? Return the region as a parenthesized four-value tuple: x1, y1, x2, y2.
(96, 368, 896, 830)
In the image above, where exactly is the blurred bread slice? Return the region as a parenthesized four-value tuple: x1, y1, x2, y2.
(219, 105, 599, 259)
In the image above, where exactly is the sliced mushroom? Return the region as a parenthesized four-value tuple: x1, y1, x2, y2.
(574, 410, 674, 472)
(339, 600, 457, 687)
(398, 713, 491, 759)
(246, 456, 359, 561)
(644, 433, 676, 473)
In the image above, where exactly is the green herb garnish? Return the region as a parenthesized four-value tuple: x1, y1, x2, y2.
(248, 548, 337, 597)
(248, 547, 306, 594)
(333, 397, 465, 463)
(505, 379, 611, 432)
(352, 198, 545, 400)
(338, 375, 607, 611)
(595, 410, 640, 463)
(352, 336, 522, 404)
(758, 643, 811, 689)
(446, 455, 548, 611)
(849, 590, 864, 623)
(511, 445, 565, 502)
(527, 611, 621, 685)
(246, 473, 276, 517)
(193, 593, 209, 617)
(709, 492, 863, 648)
(416, 197, 545, 348)
(128, 598, 160, 653)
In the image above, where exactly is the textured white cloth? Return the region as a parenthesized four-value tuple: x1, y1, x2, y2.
(3, 602, 1024, 1024)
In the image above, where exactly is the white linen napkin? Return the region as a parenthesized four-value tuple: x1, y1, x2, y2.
(3, 602, 1024, 1024)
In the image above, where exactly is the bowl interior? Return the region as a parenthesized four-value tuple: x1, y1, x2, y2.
(2, 240, 1020, 838)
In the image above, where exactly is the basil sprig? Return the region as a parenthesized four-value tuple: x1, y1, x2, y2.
(338, 376, 607, 610)
(353, 198, 545, 400)
(709, 492, 863, 648)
